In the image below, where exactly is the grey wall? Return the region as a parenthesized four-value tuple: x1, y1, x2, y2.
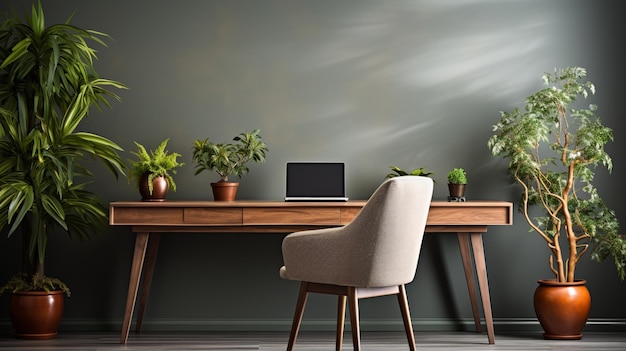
(1, 0, 625, 334)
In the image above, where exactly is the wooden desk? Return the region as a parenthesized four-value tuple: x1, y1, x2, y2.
(110, 200, 512, 344)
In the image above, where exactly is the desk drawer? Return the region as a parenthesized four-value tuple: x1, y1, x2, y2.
(244, 207, 341, 225)
(111, 207, 183, 224)
(427, 206, 512, 225)
(184, 208, 242, 225)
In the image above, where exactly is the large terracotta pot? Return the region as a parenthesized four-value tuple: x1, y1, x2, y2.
(211, 182, 239, 201)
(533, 279, 591, 340)
(9, 290, 64, 339)
(139, 173, 169, 201)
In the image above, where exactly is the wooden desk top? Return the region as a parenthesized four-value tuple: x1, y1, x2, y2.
(109, 200, 512, 233)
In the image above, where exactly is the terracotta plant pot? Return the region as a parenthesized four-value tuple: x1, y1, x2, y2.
(533, 279, 591, 340)
(9, 290, 64, 339)
(139, 173, 169, 201)
(211, 182, 239, 201)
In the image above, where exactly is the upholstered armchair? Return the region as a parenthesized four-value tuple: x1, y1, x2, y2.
(280, 176, 434, 351)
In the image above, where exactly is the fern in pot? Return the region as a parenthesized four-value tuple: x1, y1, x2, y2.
(129, 139, 184, 201)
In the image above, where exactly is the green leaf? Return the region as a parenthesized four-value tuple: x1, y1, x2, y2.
(0, 0, 127, 275)
(0, 37, 32, 69)
(488, 67, 622, 281)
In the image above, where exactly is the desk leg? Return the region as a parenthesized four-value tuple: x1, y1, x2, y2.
(470, 233, 495, 345)
(120, 232, 150, 344)
(135, 233, 160, 333)
(457, 233, 482, 333)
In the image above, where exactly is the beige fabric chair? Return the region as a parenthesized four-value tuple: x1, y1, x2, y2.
(279, 176, 434, 351)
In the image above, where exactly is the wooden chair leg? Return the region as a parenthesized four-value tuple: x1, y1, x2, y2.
(396, 285, 416, 351)
(347, 287, 361, 351)
(287, 282, 310, 351)
(336, 295, 346, 351)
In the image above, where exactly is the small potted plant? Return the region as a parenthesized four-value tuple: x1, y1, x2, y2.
(386, 165, 434, 179)
(129, 139, 184, 201)
(447, 168, 467, 199)
(192, 129, 269, 201)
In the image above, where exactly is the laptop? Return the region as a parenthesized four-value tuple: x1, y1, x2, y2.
(284, 162, 349, 202)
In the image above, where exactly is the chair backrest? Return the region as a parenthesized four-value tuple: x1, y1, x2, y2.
(341, 176, 434, 287)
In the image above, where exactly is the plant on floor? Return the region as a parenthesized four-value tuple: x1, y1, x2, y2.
(129, 139, 184, 195)
(0, 0, 127, 298)
(192, 129, 269, 182)
(0, 273, 70, 297)
(488, 67, 625, 282)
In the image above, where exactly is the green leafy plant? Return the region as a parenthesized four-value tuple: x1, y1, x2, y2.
(192, 129, 269, 182)
(488, 67, 625, 282)
(0, 1, 127, 291)
(386, 166, 434, 179)
(0, 273, 70, 297)
(129, 139, 184, 194)
(447, 168, 467, 184)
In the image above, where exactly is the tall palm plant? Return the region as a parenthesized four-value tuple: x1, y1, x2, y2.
(0, 1, 126, 289)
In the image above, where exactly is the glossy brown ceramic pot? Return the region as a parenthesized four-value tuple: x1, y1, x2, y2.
(533, 279, 591, 340)
(139, 173, 169, 201)
(9, 290, 64, 339)
(211, 182, 239, 201)
(448, 183, 466, 197)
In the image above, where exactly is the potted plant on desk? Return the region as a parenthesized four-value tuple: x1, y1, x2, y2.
(192, 129, 269, 201)
(129, 139, 184, 201)
(0, 1, 127, 339)
(488, 67, 625, 339)
(447, 168, 467, 201)
(385, 165, 434, 179)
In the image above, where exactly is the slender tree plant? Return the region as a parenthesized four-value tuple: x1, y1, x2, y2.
(488, 67, 625, 282)
(0, 1, 127, 291)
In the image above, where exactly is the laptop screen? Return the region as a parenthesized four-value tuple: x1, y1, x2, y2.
(285, 162, 348, 201)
